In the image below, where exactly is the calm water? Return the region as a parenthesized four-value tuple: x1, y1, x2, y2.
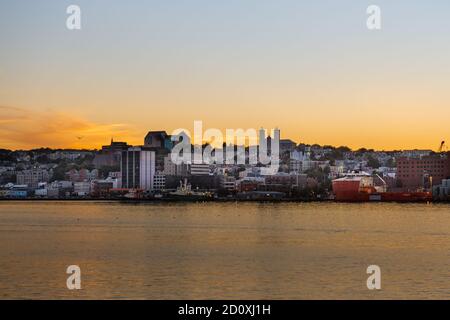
(0, 201, 449, 299)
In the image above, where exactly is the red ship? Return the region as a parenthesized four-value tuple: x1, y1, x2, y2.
(332, 172, 431, 202)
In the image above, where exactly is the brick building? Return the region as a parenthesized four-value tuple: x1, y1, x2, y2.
(396, 153, 450, 190)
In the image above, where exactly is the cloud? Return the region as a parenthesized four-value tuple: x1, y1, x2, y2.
(0, 106, 141, 150)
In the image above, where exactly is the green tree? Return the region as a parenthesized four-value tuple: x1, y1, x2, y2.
(367, 155, 381, 168)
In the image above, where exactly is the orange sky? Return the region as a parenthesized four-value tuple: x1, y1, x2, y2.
(1, 2, 450, 151)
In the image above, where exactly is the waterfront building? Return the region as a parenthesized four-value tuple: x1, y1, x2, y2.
(153, 173, 166, 191)
(266, 172, 307, 189)
(16, 169, 49, 188)
(237, 176, 266, 192)
(433, 179, 450, 200)
(48, 181, 73, 198)
(189, 175, 218, 190)
(219, 175, 236, 191)
(396, 153, 450, 189)
(121, 147, 156, 191)
(91, 179, 115, 197)
(34, 182, 48, 197)
(73, 181, 91, 196)
(8, 188, 28, 198)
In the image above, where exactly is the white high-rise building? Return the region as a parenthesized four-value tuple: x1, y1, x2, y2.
(121, 147, 156, 191)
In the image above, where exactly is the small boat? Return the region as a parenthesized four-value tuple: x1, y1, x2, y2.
(167, 179, 212, 199)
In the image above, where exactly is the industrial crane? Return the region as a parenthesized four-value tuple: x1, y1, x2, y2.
(438, 141, 448, 153)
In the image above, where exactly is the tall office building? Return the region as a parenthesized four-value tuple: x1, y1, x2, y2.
(121, 147, 156, 191)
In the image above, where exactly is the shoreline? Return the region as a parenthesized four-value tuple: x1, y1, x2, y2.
(0, 198, 447, 204)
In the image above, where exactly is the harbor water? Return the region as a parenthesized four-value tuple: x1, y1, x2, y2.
(0, 201, 449, 299)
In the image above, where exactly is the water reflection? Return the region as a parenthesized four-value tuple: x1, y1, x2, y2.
(0, 201, 449, 299)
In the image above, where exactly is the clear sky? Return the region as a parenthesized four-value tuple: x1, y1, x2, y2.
(1, 0, 450, 150)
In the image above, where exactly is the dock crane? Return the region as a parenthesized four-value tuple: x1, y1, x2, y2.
(438, 141, 448, 153)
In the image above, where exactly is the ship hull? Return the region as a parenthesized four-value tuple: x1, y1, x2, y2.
(333, 190, 432, 202)
(332, 179, 432, 202)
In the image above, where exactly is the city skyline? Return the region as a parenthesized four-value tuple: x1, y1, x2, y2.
(3, 1, 450, 304)
(0, 119, 448, 153)
(2, 1, 450, 150)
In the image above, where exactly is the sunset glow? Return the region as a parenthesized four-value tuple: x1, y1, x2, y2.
(1, 0, 450, 150)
